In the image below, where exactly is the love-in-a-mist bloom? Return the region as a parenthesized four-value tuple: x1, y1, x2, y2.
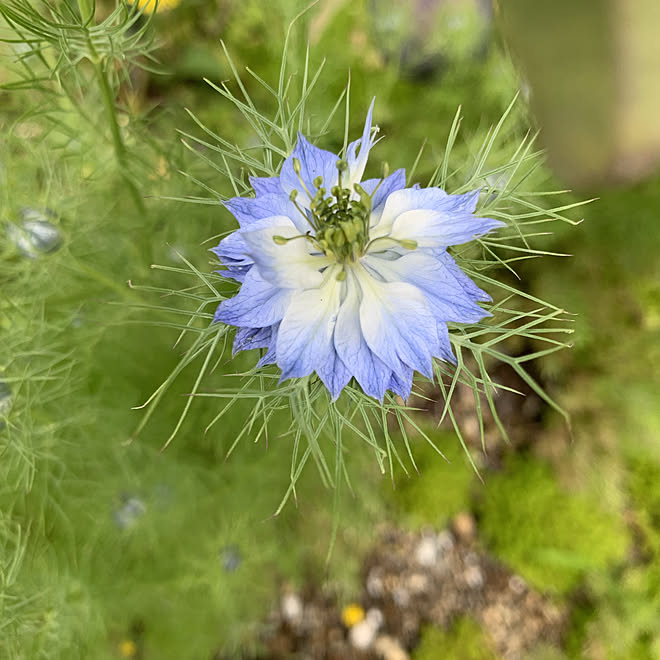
(212, 103, 503, 401)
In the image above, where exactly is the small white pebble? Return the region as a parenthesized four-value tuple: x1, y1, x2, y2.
(392, 586, 410, 607)
(509, 575, 527, 595)
(281, 592, 303, 626)
(464, 564, 484, 590)
(436, 529, 455, 555)
(349, 619, 377, 650)
(367, 569, 385, 598)
(414, 536, 438, 567)
(407, 572, 430, 595)
(366, 607, 384, 629)
(373, 634, 410, 660)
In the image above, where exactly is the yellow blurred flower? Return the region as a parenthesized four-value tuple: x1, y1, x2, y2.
(341, 603, 365, 628)
(134, 0, 180, 14)
(118, 639, 137, 658)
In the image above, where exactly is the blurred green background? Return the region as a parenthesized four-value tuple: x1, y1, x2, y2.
(1, 1, 660, 658)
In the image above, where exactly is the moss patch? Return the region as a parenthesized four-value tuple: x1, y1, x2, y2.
(413, 619, 496, 660)
(478, 457, 628, 594)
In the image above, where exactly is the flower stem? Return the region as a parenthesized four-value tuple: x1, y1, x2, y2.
(76, 0, 146, 214)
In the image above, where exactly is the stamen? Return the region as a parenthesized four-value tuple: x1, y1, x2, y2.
(365, 236, 418, 252)
(272, 233, 312, 245)
(291, 157, 314, 201)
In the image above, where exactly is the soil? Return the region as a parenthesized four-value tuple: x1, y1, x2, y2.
(256, 516, 566, 659)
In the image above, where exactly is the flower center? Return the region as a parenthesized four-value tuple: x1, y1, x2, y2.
(273, 157, 417, 280)
(309, 161, 372, 263)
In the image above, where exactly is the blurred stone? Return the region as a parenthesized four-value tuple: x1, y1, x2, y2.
(414, 535, 438, 567)
(281, 592, 303, 628)
(367, 568, 385, 598)
(508, 574, 527, 595)
(219, 545, 242, 573)
(373, 634, 410, 660)
(366, 607, 385, 630)
(113, 496, 146, 529)
(407, 572, 430, 595)
(392, 585, 410, 608)
(6, 208, 62, 258)
(452, 512, 477, 543)
(349, 618, 378, 650)
(436, 529, 455, 555)
(464, 563, 484, 590)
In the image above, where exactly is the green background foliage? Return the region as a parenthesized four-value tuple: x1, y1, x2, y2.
(1, 1, 660, 658)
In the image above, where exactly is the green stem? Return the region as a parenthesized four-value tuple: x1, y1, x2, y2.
(94, 58, 146, 214)
(76, 0, 93, 24)
(76, 1, 146, 214)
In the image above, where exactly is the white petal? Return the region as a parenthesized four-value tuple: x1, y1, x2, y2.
(241, 216, 331, 289)
(354, 264, 438, 379)
(276, 267, 344, 381)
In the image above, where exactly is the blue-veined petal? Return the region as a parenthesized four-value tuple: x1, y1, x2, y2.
(361, 168, 406, 225)
(334, 271, 392, 400)
(280, 135, 340, 201)
(346, 99, 377, 188)
(363, 251, 489, 324)
(257, 323, 279, 367)
(241, 217, 330, 289)
(389, 208, 502, 248)
(371, 188, 501, 244)
(387, 365, 414, 401)
(355, 265, 439, 379)
(233, 326, 272, 355)
(249, 176, 282, 196)
(436, 250, 491, 302)
(224, 193, 311, 233)
(276, 267, 345, 386)
(214, 268, 292, 327)
(315, 350, 352, 400)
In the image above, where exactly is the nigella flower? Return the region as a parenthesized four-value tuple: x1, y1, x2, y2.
(212, 102, 503, 401)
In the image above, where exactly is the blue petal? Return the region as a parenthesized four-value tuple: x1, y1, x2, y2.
(363, 251, 489, 324)
(257, 323, 279, 367)
(334, 273, 392, 400)
(315, 350, 352, 400)
(387, 365, 414, 401)
(233, 325, 272, 355)
(435, 323, 456, 364)
(249, 176, 282, 196)
(361, 168, 406, 216)
(345, 99, 377, 186)
(279, 135, 340, 200)
(224, 193, 310, 232)
(241, 218, 328, 289)
(211, 215, 291, 281)
(356, 266, 439, 379)
(437, 251, 491, 302)
(276, 270, 343, 383)
(372, 187, 503, 247)
(214, 268, 292, 328)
